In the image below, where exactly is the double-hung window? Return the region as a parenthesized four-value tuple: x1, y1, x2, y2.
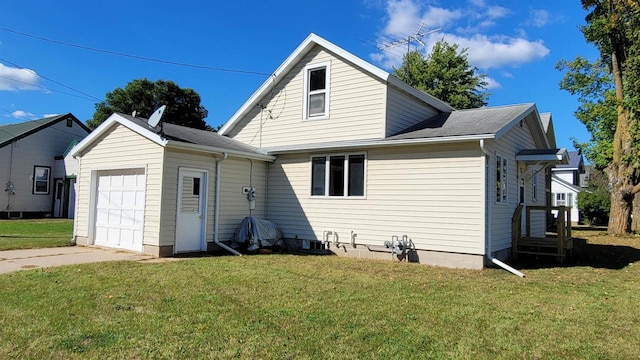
(33, 165, 51, 195)
(496, 155, 507, 203)
(304, 62, 330, 119)
(311, 154, 365, 197)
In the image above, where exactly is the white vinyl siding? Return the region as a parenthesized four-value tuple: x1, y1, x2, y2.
(218, 157, 267, 241)
(485, 119, 546, 251)
(267, 143, 485, 255)
(74, 124, 164, 246)
(226, 46, 386, 148)
(385, 84, 441, 137)
(160, 148, 217, 247)
(0, 120, 89, 213)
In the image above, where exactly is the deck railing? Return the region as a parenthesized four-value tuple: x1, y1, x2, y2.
(511, 205, 573, 262)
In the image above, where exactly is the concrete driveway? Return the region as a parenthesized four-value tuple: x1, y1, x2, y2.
(0, 246, 155, 274)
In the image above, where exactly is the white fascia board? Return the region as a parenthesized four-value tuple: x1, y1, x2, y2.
(166, 141, 276, 162)
(265, 134, 492, 155)
(70, 113, 166, 157)
(516, 149, 567, 163)
(493, 103, 536, 139)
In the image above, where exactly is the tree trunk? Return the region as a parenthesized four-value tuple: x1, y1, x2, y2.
(632, 192, 640, 232)
(608, 164, 632, 233)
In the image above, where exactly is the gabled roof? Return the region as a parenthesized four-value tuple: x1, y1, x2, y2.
(539, 112, 557, 148)
(552, 173, 583, 193)
(218, 33, 454, 136)
(70, 113, 274, 161)
(0, 113, 89, 148)
(387, 103, 549, 148)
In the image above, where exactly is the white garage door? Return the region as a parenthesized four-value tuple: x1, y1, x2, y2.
(94, 168, 146, 252)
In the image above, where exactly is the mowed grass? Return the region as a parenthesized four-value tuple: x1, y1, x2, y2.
(0, 229, 639, 359)
(0, 219, 74, 250)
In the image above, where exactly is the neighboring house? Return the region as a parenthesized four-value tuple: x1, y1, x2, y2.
(0, 114, 90, 219)
(551, 151, 585, 224)
(71, 33, 567, 269)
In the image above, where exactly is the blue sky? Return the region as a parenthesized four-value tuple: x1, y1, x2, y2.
(0, 0, 598, 151)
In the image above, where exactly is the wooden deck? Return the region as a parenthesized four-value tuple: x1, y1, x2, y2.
(512, 205, 573, 262)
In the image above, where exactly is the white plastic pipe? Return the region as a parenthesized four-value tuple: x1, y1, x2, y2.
(214, 153, 242, 256)
(480, 140, 525, 277)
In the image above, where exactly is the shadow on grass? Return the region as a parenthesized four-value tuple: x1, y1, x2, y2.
(513, 236, 640, 270)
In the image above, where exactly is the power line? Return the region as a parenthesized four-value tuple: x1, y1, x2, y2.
(0, 57, 103, 102)
(0, 27, 271, 76)
(0, 74, 98, 102)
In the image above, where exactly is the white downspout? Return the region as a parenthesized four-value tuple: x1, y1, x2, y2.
(214, 153, 242, 256)
(480, 140, 525, 277)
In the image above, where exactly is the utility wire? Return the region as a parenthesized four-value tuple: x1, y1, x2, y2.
(0, 74, 98, 102)
(0, 27, 271, 76)
(0, 56, 103, 102)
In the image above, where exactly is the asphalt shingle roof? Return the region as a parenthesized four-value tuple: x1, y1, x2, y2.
(0, 114, 82, 148)
(388, 103, 534, 140)
(555, 150, 582, 169)
(117, 113, 264, 155)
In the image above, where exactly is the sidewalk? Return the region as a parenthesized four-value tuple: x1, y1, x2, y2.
(0, 246, 155, 274)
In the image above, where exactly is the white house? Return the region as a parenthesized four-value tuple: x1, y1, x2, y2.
(0, 114, 90, 219)
(70, 34, 567, 269)
(551, 151, 585, 224)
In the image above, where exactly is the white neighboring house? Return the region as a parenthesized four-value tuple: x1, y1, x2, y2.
(0, 114, 90, 219)
(551, 151, 585, 224)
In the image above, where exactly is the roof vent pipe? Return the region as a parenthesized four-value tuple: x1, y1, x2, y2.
(214, 153, 242, 256)
(480, 140, 525, 277)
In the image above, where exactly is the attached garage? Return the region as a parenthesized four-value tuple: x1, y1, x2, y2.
(94, 168, 146, 252)
(70, 113, 274, 257)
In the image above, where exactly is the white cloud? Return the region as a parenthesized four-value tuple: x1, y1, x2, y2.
(528, 9, 550, 27)
(484, 76, 501, 90)
(371, 0, 550, 70)
(43, 113, 60, 118)
(0, 63, 40, 91)
(10, 110, 36, 119)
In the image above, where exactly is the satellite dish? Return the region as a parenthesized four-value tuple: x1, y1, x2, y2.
(147, 105, 166, 127)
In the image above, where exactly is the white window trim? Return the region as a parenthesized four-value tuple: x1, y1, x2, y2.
(309, 152, 367, 198)
(302, 61, 331, 120)
(32, 165, 51, 195)
(496, 154, 508, 204)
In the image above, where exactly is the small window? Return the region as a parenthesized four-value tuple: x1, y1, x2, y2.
(532, 175, 538, 202)
(496, 155, 507, 203)
(304, 63, 330, 119)
(311, 153, 365, 197)
(33, 166, 51, 195)
(193, 177, 200, 196)
(66, 118, 73, 127)
(556, 193, 566, 206)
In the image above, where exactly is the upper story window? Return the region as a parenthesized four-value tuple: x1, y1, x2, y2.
(496, 155, 507, 203)
(532, 174, 538, 202)
(311, 153, 365, 198)
(304, 62, 330, 119)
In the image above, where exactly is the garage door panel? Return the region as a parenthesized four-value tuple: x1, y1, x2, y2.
(94, 168, 145, 252)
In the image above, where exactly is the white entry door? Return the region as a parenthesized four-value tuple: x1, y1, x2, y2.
(175, 169, 207, 253)
(94, 169, 145, 252)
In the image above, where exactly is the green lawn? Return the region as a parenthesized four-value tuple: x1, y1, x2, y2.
(0, 229, 639, 359)
(0, 219, 74, 251)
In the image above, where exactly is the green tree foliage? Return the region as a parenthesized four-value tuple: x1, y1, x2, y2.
(392, 40, 489, 109)
(578, 167, 611, 225)
(557, 57, 617, 169)
(88, 79, 209, 130)
(571, 0, 640, 233)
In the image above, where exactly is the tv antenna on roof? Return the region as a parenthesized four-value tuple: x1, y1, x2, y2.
(377, 23, 441, 55)
(147, 105, 166, 127)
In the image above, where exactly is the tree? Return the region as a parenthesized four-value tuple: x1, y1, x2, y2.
(557, 57, 617, 169)
(392, 40, 489, 109)
(88, 79, 209, 130)
(577, 167, 611, 225)
(577, 0, 640, 234)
